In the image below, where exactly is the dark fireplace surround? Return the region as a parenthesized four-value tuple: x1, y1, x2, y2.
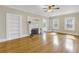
(31, 28, 39, 35)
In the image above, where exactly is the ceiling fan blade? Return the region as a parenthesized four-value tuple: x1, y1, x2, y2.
(43, 5, 60, 12)
(51, 5, 55, 7)
(44, 5, 48, 6)
(43, 8, 47, 9)
(54, 7, 60, 9)
(44, 10, 48, 12)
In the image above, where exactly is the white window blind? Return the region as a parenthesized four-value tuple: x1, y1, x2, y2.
(6, 13, 22, 40)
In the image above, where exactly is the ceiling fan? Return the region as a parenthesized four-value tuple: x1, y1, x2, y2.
(43, 5, 60, 12)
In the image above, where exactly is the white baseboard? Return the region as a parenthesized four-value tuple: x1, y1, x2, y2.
(20, 34, 30, 38)
(51, 30, 79, 36)
(0, 34, 30, 42)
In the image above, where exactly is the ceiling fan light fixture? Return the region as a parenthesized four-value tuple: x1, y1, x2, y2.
(43, 5, 60, 12)
(48, 9, 53, 12)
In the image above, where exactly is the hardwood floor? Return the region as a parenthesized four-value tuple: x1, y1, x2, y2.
(0, 32, 79, 53)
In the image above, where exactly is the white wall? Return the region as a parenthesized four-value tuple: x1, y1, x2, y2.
(0, 6, 47, 42)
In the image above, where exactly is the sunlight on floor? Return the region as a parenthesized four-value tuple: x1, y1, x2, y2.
(42, 32, 47, 45)
(50, 32, 57, 35)
(64, 35, 75, 52)
(52, 33, 59, 47)
(65, 35, 76, 40)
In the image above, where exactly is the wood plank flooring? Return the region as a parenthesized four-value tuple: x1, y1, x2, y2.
(0, 32, 79, 53)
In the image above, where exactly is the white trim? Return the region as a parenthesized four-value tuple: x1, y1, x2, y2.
(45, 29, 79, 36)
(20, 34, 30, 38)
(0, 34, 30, 42)
(51, 30, 79, 36)
(20, 15, 22, 36)
(6, 13, 8, 39)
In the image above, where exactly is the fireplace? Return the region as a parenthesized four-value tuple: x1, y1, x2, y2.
(31, 28, 39, 35)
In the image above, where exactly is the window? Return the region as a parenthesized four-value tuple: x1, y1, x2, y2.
(65, 17, 75, 31)
(6, 13, 22, 40)
(52, 19, 59, 30)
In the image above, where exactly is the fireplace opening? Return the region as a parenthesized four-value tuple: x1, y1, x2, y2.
(30, 28, 40, 37)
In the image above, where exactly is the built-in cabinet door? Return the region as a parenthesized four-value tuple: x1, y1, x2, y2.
(6, 13, 22, 40)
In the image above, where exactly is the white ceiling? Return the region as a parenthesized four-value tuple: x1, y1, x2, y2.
(6, 5, 79, 17)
